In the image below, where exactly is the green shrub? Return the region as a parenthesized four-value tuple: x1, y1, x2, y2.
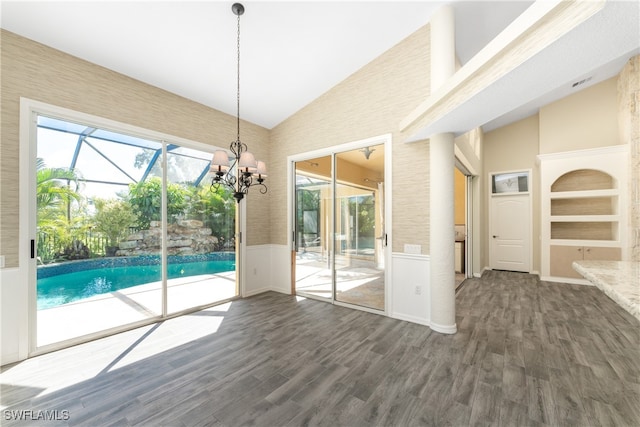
(93, 198, 137, 248)
(127, 177, 188, 229)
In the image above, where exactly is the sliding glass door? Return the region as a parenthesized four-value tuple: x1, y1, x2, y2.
(34, 113, 237, 349)
(294, 156, 333, 301)
(163, 145, 236, 314)
(293, 143, 386, 311)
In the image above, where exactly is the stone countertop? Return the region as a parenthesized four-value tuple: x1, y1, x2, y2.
(573, 260, 640, 322)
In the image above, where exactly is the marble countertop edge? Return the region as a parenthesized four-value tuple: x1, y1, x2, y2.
(572, 260, 640, 322)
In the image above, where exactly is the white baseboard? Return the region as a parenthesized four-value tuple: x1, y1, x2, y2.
(243, 286, 272, 298)
(430, 321, 457, 334)
(540, 275, 591, 286)
(390, 312, 430, 326)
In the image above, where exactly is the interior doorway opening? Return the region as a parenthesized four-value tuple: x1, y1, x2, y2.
(454, 166, 466, 289)
(455, 159, 475, 290)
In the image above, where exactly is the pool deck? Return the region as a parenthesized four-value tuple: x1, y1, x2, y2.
(38, 272, 237, 347)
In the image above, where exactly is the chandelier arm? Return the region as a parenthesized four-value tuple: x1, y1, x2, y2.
(239, 172, 253, 191)
(257, 183, 268, 195)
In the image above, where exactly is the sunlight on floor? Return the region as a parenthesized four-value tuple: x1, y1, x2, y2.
(2, 300, 236, 405)
(37, 273, 236, 347)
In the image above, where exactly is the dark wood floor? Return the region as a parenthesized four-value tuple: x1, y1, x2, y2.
(2, 270, 639, 426)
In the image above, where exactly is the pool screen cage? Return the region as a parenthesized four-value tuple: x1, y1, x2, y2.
(36, 115, 235, 262)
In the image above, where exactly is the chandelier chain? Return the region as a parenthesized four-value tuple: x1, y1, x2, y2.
(236, 11, 241, 142)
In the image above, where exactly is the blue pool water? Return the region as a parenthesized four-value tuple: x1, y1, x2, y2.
(37, 257, 235, 310)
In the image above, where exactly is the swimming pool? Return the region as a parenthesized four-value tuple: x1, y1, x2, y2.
(37, 254, 235, 310)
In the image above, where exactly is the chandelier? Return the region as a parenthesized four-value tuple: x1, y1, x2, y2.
(210, 3, 267, 203)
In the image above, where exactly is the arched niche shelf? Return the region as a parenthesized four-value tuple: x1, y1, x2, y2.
(551, 169, 616, 192)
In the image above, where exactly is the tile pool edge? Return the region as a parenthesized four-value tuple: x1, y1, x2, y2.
(37, 252, 235, 279)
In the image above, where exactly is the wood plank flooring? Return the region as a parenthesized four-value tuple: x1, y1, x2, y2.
(2, 270, 639, 426)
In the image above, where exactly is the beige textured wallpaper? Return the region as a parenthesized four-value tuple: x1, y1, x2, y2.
(269, 25, 432, 253)
(0, 30, 270, 268)
(618, 55, 639, 261)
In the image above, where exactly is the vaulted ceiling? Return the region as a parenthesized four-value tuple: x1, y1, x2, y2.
(2, 1, 638, 133)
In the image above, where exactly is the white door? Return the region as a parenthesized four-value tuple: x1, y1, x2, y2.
(490, 194, 530, 272)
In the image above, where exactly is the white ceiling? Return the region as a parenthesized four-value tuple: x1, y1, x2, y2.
(1, 1, 638, 134)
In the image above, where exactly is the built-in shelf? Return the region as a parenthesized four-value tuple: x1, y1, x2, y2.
(549, 189, 618, 199)
(550, 239, 621, 247)
(550, 215, 619, 222)
(539, 145, 628, 283)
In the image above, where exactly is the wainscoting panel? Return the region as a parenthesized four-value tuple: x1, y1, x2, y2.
(268, 244, 293, 295)
(244, 244, 291, 297)
(390, 253, 430, 325)
(1, 267, 27, 365)
(244, 245, 273, 297)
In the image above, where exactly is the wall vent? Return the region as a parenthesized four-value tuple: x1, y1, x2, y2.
(571, 76, 592, 88)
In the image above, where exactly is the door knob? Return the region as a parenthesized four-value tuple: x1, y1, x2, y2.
(493, 235, 499, 238)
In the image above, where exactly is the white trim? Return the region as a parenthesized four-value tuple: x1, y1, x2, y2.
(464, 174, 473, 279)
(390, 252, 429, 261)
(536, 144, 628, 163)
(384, 135, 393, 315)
(287, 133, 393, 165)
(287, 133, 392, 316)
(19, 98, 36, 361)
(161, 142, 169, 316)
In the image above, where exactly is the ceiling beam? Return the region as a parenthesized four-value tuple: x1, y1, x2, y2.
(399, 0, 605, 142)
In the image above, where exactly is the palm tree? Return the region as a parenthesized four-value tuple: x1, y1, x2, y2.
(36, 158, 84, 261)
(36, 157, 81, 215)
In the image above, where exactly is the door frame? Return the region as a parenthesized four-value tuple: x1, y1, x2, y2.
(19, 98, 245, 358)
(287, 133, 392, 315)
(454, 161, 474, 280)
(488, 169, 533, 273)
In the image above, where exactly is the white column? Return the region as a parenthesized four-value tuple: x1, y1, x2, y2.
(429, 5, 457, 334)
